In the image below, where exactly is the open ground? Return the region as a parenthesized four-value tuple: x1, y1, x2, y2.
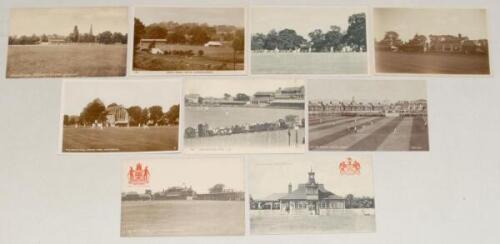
(309, 116, 429, 151)
(375, 51, 490, 74)
(121, 200, 245, 236)
(62, 126, 178, 152)
(7, 44, 127, 77)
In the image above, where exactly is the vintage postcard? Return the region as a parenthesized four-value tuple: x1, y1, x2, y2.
(373, 8, 490, 75)
(132, 7, 245, 74)
(121, 158, 245, 236)
(60, 79, 181, 153)
(183, 78, 306, 153)
(308, 79, 429, 151)
(6, 7, 128, 78)
(250, 6, 368, 74)
(249, 155, 375, 234)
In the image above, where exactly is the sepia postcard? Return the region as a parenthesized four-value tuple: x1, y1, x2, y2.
(6, 7, 129, 78)
(250, 6, 368, 74)
(132, 7, 246, 74)
(183, 78, 306, 153)
(373, 8, 491, 75)
(60, 79, 181, 153)
(249, 155, 375, 235)
(308, 79, 429, 151)
(121, 158, 245, 236)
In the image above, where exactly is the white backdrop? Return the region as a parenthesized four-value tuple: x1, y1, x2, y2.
(0, 0, 499, 244)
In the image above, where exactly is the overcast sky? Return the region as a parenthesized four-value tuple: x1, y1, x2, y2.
(308, 79, 427, 102)
(135, 7, 245, 27)
(185, 78, 304, 98)
(9, 7, 128, 36)
(123, 158, 245, 193)
(373, 8, 488, 41)
(63, 80, 181, 116)
(249, 155, 374, 199)
(251, 7, 366, 40)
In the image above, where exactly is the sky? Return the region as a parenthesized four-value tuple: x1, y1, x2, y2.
(308, 79, 427, 102)
(185, 78, 304, 98)
(373, 8, 488, 41)
(9, 7, 128, 36)
(122, 158, 245, 193)
(135, 7, 245, 27)
(251, 7, 366, 40)
(249, 155, 374, 199)
(63, 80, 181, 116)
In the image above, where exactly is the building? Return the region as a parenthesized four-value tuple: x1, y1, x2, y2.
(185, 94, 200, 104)
(195, 190, 245, 201)
(253, 170, 346, 215)
(153, 186, 196, 200)
(47, 37, 66, 45)
(429, 34, 468, 53)
(204, 41, 223, 47)
(105, 105, 129, 127)
(252, 91, 275, 104)
(138, 38, 168, 51)
(275, 86, 305, 100)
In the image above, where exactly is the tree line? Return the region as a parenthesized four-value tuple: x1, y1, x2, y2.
(251, 13, 366, 52)
(64, 98, 179, 126)
(8, 25, 127, 45)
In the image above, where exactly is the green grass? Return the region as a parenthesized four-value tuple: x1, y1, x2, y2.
(62, 126, 178, 152)
(7, 44, 127, 78)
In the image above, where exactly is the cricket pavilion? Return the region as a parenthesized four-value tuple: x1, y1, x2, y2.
(251, 170, 346, 215)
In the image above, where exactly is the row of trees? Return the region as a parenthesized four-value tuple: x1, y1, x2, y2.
(64, 98, 179, 126)
(251, 13, 366, 52)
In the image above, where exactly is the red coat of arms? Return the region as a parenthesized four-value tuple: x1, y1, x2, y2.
(339, 157, 361, 175)
(128, 163, 150, 185)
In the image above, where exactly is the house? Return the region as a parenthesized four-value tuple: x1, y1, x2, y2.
(105, 105, 129, 127)
(429, 34, 468, 53)
(138, 38, 168, 51)
(204, 41, 223, 47)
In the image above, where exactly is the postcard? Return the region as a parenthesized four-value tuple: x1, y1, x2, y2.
(308, 79, 429, 151)
(60, 79, 181, 153)
(183, 78, 306, 153)
(250, 6, 368, 74)
(6, 7, 128, 78)
(132, 7, 246, 74)
(373, 8, 490, 75)
(121, 158, 245, 236)
(249, 155, 375, 234)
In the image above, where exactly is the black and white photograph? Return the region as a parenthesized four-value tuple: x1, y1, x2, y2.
(121, 158, 245, 236)
(249, 155, 375, 235)
(7, 7, 128, 78)
(183, 78, 305, 153)
(60, 80, 181, 153)
(250, 7, 367, 74)
(373, 8, 490, 75)
(132, 7, 245, 73)
(308, 79, 429, 151)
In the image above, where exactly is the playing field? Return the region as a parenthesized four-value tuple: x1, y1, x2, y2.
(309, 116, 429, 151)
(250, 209, 376, 234)
(62, 126, 178, 152)
(251, 52, 367, 74)
(121, 200, 245, 236)
(7, 44, 127, 78)
(133, 44, 244, 71)
(375, 51, 490, 74)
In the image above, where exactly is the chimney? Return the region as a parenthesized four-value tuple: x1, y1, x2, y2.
(288, 183, 292, 193)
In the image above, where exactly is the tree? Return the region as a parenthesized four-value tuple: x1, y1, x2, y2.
(189, 26, 210, 45)
(324, 25, 344, 52)
(134, 18, 146, 48)
(127, 106, 142, 126)
(165, 105, 180, 125)
(141, 108, 150, 125)
(80, 98, 105, 124)
(234, 93, 250, 101)
(223, 93, 231, 100)
(251, 33, 266, 50)
(346, 194, 354, 208)
(379, 31, 403, 49)
(144, 25, 168, 39)
(232, 29, 244, 51)
(70, 25, 79, 42)
(277, 29, 305, 50)
(344, 13, 366, 51)
(63, 115, 69, 125)
(97, 31, 113, 44)
(308, 29, 326, 51)
(112, 32, 126, 44)
(264, 29, 279, 50)
(209, 184, 225, 194)
(148, 106, 164, 125)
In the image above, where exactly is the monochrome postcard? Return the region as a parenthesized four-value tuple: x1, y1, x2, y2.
(60, 80, 181, 153)
(6, 7, 128, 78)
(121, 158, 245, 236)
(249, 155, 375, 235)
(183, 78, 306, 153)
(308, 79, 429, 151)
(373, 8, 490, 75)
(132, 7, 245, 74)
(250, 6, 368, 74)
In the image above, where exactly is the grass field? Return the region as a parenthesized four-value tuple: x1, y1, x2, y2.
(250, 210, 375, 234)
(62, 126, 178, 152)
(121, 200, 245, 236)
(7, 44, 127, 78)
(133, 44, 244, 71)
(309, 116, 429, 151)
(375, 51, 490, 74)
(251, 52, 367, 74)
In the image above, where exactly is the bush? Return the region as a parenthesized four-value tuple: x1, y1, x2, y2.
(198, 50, 204, 56)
